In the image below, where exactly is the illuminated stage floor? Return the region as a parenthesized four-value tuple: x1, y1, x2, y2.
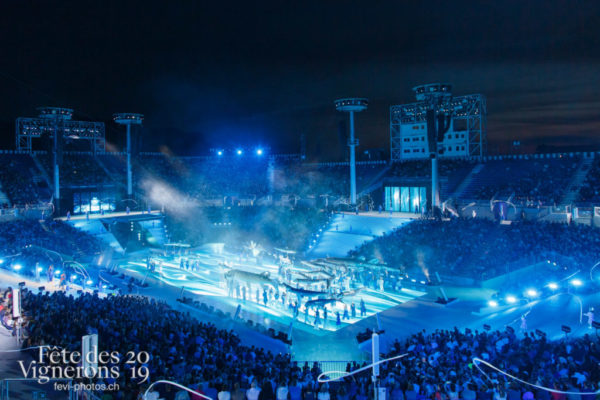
(307, 213, 412, 258)
(120, 247, 425, 336)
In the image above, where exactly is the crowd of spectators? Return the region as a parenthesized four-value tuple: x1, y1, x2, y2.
(470, 158, 579, 205)
(350, 218, 600, 281)
(136, 155, 270, 199)
(578, 158, 600, 204)
(8, 289, 599, 399)
(38, 153, 114, 187)
(0, 154, 51, 206)
(272, 163, 387, 198)
(0, 219, 105, 269)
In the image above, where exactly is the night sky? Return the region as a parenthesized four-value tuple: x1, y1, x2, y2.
(1, 1, 599, 159)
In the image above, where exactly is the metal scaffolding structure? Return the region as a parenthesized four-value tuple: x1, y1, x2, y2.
(15, 107, 106, 153)
(390, 92, 486, 162)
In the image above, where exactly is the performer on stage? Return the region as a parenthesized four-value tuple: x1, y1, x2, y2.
(360, 299, 366, 317)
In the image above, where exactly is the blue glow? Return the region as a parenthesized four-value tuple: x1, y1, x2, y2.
(256, 148, 263, 155)
(547, 282, 558, 290)
(506, 295, 517, 304)
(217, 150, 223, 156)
(488, 300, 498, 307)
(236, 149, 243, 155)
(86, 279, 93, 285)
(0, 259, 4, 264)
(526, 289, 538, 297)
(13, 264, 22, 271)
(570, 278, 583, 287)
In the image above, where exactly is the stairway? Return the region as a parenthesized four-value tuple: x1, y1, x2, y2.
(451, 163, 484, 199)
(0, 182, 10, 206)
(95, 156, 125, 188)
(358, 164, 391, 197)
(306, 213, 411, 258)
(30, 154, 53, 190)
(561, 157, 593, 205)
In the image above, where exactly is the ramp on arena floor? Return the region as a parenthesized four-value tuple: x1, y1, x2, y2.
(307, 213, 413, 258)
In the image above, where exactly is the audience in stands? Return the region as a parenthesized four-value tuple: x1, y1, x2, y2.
(578, 158, 600, 204)
(0, 219, 105, 267)
(470, 158, 579, 205)
(351, 218, 600, 280)
(9, 290, 598, 400)
(0, 154, 51, 206)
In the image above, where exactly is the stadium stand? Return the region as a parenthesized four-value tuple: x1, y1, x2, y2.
(5, 289, 598, 399)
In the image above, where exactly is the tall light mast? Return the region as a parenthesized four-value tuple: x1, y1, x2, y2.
(113, 113, 144, 198)
(335, 98, 368, 206)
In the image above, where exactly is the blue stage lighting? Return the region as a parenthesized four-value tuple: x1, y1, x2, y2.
(488, 300, 498, 307)
(217, 150, 223, 156)
(236, 149, 243, 155)
(570, 278, 583, 287)
(526, 289, 538, 297)
(256, 148, 263, 155)
(13, 264, 22, 271)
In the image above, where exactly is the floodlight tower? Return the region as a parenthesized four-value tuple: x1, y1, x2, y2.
(113, 113, 144, 198)
(413, 84, 453, 212)
(335, 98, 368, 206)
(38, 107, 74, 211)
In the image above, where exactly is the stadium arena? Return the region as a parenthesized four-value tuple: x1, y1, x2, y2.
(1, 2, 600, 399)
(1, 84, 599, 399)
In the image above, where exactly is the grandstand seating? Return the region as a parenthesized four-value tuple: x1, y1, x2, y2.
(351, 218, 600, 281)
(0, 154, 52, 206)
(5, 289, 598, 399)
(578, 157, 600, 203)
(459, 156, 579, 204)
(37, 153, 114, 187)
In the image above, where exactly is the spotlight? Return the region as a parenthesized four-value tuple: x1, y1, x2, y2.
(13, 264, 22, 271)
(570, 279, 583, 287)
(506, 295, 517, 304)
(547, 282, 558, 290)
(488, 300, 498, 307)
(37, 266, 43, 272)
(526, 289, 538, 297)
(217, 150, 223, 156)
(256, 148, 263, 156)
(236, 149, 243, 155)
(0, 258, 4, 264)
(86, 279, 93, 285)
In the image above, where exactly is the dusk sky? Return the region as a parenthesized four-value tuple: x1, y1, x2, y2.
(1, 1, 599, 159)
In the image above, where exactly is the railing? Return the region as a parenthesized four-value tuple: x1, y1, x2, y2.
(0, 204, 53, 221)
(0, 378, 76, 400)
(293, 361, 356, 375)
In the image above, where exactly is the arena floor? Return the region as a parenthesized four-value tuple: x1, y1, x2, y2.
(119, 247, 426, 335)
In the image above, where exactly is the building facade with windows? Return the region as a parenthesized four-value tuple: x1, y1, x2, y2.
(390, 92, 487, 162)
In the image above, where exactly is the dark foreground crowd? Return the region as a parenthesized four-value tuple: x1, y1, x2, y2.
(4, 289, 598, 400)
